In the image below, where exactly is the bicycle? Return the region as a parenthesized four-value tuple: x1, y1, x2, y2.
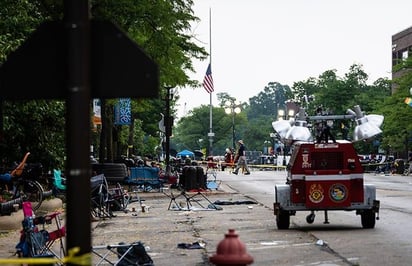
(0, 152, 45, 211)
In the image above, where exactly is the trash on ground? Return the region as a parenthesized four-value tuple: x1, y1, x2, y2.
(177, 241, 205, 249)
(213, 199, 258, 205)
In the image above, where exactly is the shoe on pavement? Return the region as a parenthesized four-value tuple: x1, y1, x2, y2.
(245, 172, 250, 175)
(232, 172, 238, 175)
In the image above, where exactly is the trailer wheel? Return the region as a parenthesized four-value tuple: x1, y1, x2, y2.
(361, 210, 376, 229)
(276, 210, 290, 229)
(306, 213, 315, 224)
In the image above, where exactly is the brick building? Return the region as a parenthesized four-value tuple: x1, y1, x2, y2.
(392, 26, 412, 92)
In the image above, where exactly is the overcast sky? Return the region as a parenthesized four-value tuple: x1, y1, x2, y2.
(176, 0, 412, 119)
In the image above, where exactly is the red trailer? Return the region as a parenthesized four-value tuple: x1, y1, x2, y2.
(272, 105, 382, 229)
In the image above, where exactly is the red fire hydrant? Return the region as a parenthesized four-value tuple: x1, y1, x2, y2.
(209, 229, 254, 265)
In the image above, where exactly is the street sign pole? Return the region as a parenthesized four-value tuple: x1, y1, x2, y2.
(64, 1, 92, 264)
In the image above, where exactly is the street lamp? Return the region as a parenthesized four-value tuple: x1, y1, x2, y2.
(276, 101, 298, 165)
(278, 100, 299, 121)
(277, 108, 295, 121)
(224, 100, 242, 149)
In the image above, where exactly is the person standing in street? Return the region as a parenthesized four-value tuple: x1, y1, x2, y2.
(222, 147, 234, 171)
(232, 140, 251, 175)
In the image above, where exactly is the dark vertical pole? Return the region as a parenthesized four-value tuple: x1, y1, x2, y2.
(0, 100, 3, 142)
(99, 99, 106, 163)
(232, 112, 236, 150)
(165, 87, 171, 176)
(64, 1, 92, 264)
(208, 8, 214, 156)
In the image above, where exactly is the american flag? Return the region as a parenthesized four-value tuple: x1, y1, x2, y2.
(203, 63, 214, 94)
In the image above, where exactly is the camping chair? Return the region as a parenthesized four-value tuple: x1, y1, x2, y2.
(108, 183, 130, 212)
(32, 211, 66, 262)
(92, 241, 153, 265)
(206, 157, 220, 190)
(52, 169, 66, 200)
(144, 166, 164, 191)
(16, 202, 66, 265)
(91, 174, 113, 219)
(53, 169, 66, 191)
(127, 166, 164, 192)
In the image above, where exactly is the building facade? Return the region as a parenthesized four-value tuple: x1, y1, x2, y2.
(392, 26, 412, 92)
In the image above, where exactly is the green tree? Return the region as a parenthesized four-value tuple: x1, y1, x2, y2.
(1, 100, 65, 169)
(174, 104, 248, 156)
(378, 57, 412, 158)
(242, 115, 275, 154)
(0, 0, 43, 62)
(356, 78, 391, 113)
(292, 77, 318, 111)
(291, 64, 390, 154)
(0, 0, 208, 167)
(247, 82, 293, 120)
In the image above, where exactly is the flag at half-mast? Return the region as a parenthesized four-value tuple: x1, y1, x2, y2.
(203, 63, 214, 93)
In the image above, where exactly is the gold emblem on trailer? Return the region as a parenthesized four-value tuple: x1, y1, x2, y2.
(309, 184, 324, 203)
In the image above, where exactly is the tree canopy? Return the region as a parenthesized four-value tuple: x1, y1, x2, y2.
(378, 56, 412, 157)
(174, 63, 396, 158)
(0, 0, 208, 168)
(1, 1, 411, 166)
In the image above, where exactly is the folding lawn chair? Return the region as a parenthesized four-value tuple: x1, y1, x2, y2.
(92, 241, 153, 265)
(91, 174, 113, 219)
(206, 156, 220, 190)
(108, 183, 130, 212)
(15, 202, 66, 265)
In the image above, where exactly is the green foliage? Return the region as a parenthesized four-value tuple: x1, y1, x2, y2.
(175, 64, 397, 157)
(242, 115, 275, 152)
(174, 104, 248, 155)
(290, 64, 391, 155)
(0, 0, 44, 62)
(0, 0, 208, 166)
(247, 82, 293, 120)
(377, 57, 412, 158)
(1, 1, 411, 163)
(1, 100, 65, 170)
(90, 0, 207, 88)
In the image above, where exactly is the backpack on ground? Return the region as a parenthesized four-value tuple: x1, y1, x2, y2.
(117, 241, 154, 266)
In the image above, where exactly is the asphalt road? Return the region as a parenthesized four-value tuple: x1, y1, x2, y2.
(220, 169, 412, 266)
(0, 169, 411, 265)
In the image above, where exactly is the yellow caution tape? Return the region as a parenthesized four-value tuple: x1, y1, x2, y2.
(0, 247, 91, 265)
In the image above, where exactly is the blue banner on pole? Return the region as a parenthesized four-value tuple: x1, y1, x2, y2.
(114, 98, 131, 125)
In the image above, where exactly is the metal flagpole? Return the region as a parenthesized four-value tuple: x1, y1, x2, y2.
(207, 7, 215, 156)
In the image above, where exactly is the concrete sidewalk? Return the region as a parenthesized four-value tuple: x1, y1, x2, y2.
(0, 183, 266, 265)
(0, 178, 353, 266)
(91, 183, 264, 265)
